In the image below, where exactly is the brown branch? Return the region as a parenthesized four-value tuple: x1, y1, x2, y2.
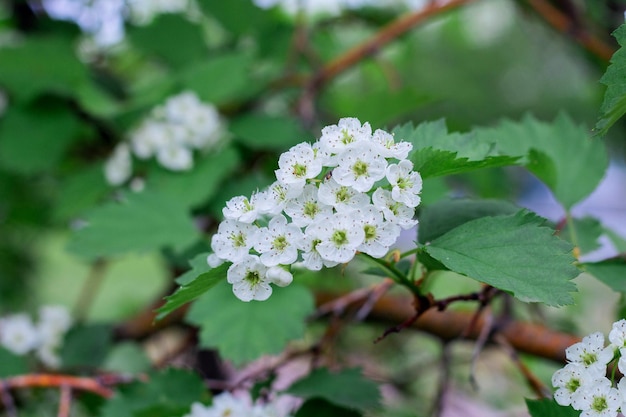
(2, 374, 114, 398)
(525, 0, 616, 61)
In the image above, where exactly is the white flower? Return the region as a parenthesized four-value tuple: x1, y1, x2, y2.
(617, 378, 626, 414)
(38, 305, 72, 339)
(355, 205, 401, 258)
(571, 377, 620, 417)
(130, 121, 170, 159)
(37, 343, 61, 369)
(386, 159, 422, 208)
(257, 181, 303, 215)
(275, 142, 322, 189)
(566, 332, 614, 374)
(284, 184, 333, 227)
(156, 142, 193, 171)
(372, 188, 417, 229)
(319, 117, 371, 155)
(609, 319, 626, 352)
(254, 215, 304, 267)
(552, 363, 604, 406)
(306, 213, 365, 263)
(371, 128, 412, 160)
(104, 143, 132, 186)
(228, 256, 273, 302)
(211, 220, 259, 263)
(0, 314, 39, 355)
(266, 266, 293, 287)
(223, 195, 260, 223)
(332, 142, 387, 192)
(317, 177, 369, 213)
(183, 401, 212, 417)
(298, 232, 339, 271)
(207, 253, 225, 268)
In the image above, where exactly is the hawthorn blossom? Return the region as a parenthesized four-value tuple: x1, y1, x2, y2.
(571, 377, 621, 417)
(372, 188, 418, 229)
(0, 314, 39, 355)
(254, 215, 304, 267)
(332, 142, 387, 192)
(104, 143, 132, 185)
(552, 363, 604, 406)
(319, 117, 371, 155)
(227, 256, 272, 302)
(386, 159, 422, 207)
(275, 142, 322, 189)
(317, 177, 369, 212)
(284, 184, 333, 227)
(355, 205, 401, 258)
(566, 332, 614, 374)
(306, 213, 365, 263)
(211, 220, 259, 263)
(223, 195, 260, 224)
(371, 128, 412, 160)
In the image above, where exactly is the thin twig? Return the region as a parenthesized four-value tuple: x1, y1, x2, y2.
(430, 342, 453, 417)
(469, 308, 494, 390)
(73, 259, 108, 323)
(57, 385, 71, 417)
(0, 380, 18, 417)
(3, 374, 114, 398)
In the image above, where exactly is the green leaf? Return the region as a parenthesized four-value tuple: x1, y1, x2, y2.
(197, 0, 270, 35)
(186, 281, 314, 365)
(473, 114, 608, 209)
(409, 148, 519, 179)
(295, 398, 362, 417)
(0, 36, 90, 101)
(179, 53, 258, 105)
(156, 259, 228, 320)
(561, 217, 603, 254)
(127, 15, 207, 68)
(585, 259, 626, 293)
(424, 210, 579, 305)
(287, 368, 381, 412)
(147, 146, 240, 209)
(230, 114, 313, 151)
(596, 24, 626, 135)
(100, 368, 207, 417)
(53, 164, 110, 222)
(61, 324, 112, 368)
(526, 398, 579, 417)
(67, 191, 200, 260)
(418, 199, 519, 243)
(103, 342, 152, 374)
(0, 347, 29, 377)
(0, 102, 85, 175)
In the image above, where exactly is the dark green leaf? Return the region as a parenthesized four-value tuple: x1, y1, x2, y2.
(295, 398, 362, 417)
(418, 199, 519, 243)
(585, 259, 626, 293)
(53, 164, 110, 222)
(596, 24, 626, 135)
(231, 114, 313, 151)
(67, 191, 200, 260)
(127, 15, 207, 68)
(424, 210, 579, 305)
(156, 260, 229, 320)
(186, 281, 314, 365)
(197, 0, 269, 35)
(100, 368, 207, 417)
(103, 342, 152, 373)
(526, 398, 579, 417)
(409, 148, 519, 179)
(0, 347, 29, 377)
(287, 368, 381, 412)
(61, 324, 112, 368)
(147, 146, 240, 209)
(0, 103, 84, 175)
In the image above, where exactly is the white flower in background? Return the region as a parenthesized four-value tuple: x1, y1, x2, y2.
(317, 177, 369, 212)
(38, 305, 72, 339)
(0, 314, 39, 355)
(211, 220, 260, 263)
(319, 117, 371, 155)
(566, 332, 614, 374)
(284, 184, 333, 227)
(372, 188, 418, 229)
(571, 377, 620, 416)
(227, 256, 272, 302)
(371, 128, 412, 160)
(355, 205, 401, 258)
(255, 215, 304, 267)
(552, 363, 604, 407)
(184, 392, 294, 417)
(104, 143, 132, 185)
(333, 142, 387, 192)
(275, 142, 323, 189)
(386, 159, 423, 207)
(127, 0, 192, 25)
(156, 142, 194, 171)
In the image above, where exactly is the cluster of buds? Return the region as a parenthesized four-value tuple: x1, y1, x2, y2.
(208, 118, 422, 302)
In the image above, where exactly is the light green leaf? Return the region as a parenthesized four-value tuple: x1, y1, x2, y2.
(423, 210, 579, 305)
(561, 217, 603, 254)
(596, 24, 626, 135)
(585, 259, 626, 293)
(186, 281, 314, 365)
(526, 398, 579, 417)
(418, 199, 519, 243)
(287, 368, 381, 412)
(230, 114, 313, 151)
(147, 146, 240, 209)
(473, 113, 608, 209)
(156, 259, 228, 320)
(409, 147, 519, 179)
(67, 191, 200, 260)
(103, 342, 152, 373)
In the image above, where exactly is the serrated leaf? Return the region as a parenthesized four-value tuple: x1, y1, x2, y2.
(147, 146, 240, 209)
(473, 114, 608, 209)
(409, 148, 519, 179)
(156, 260, 228, 320)
(526, 398, 579, 417)
(67, 191, 200, 260)
(585, 259, 626, 293)
(295, 398, 362, 417)
(287, 368, 381, 412)
(424, 210, 579, 305)
(230, 114, 313, 151)
(418, 199, 519, 243)
(596, 24, 626, 136)
(100, 368, 207, 417)
(186, 281, 314, 365)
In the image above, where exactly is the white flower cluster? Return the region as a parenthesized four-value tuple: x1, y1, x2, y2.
(551, 320, 626, 417)
(0, 305, 73, 369)
(184, 392, 293, 417)
(104, 91, 223, 186)
(208, 117, 421, 302)
(126, 0, 193, 25)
